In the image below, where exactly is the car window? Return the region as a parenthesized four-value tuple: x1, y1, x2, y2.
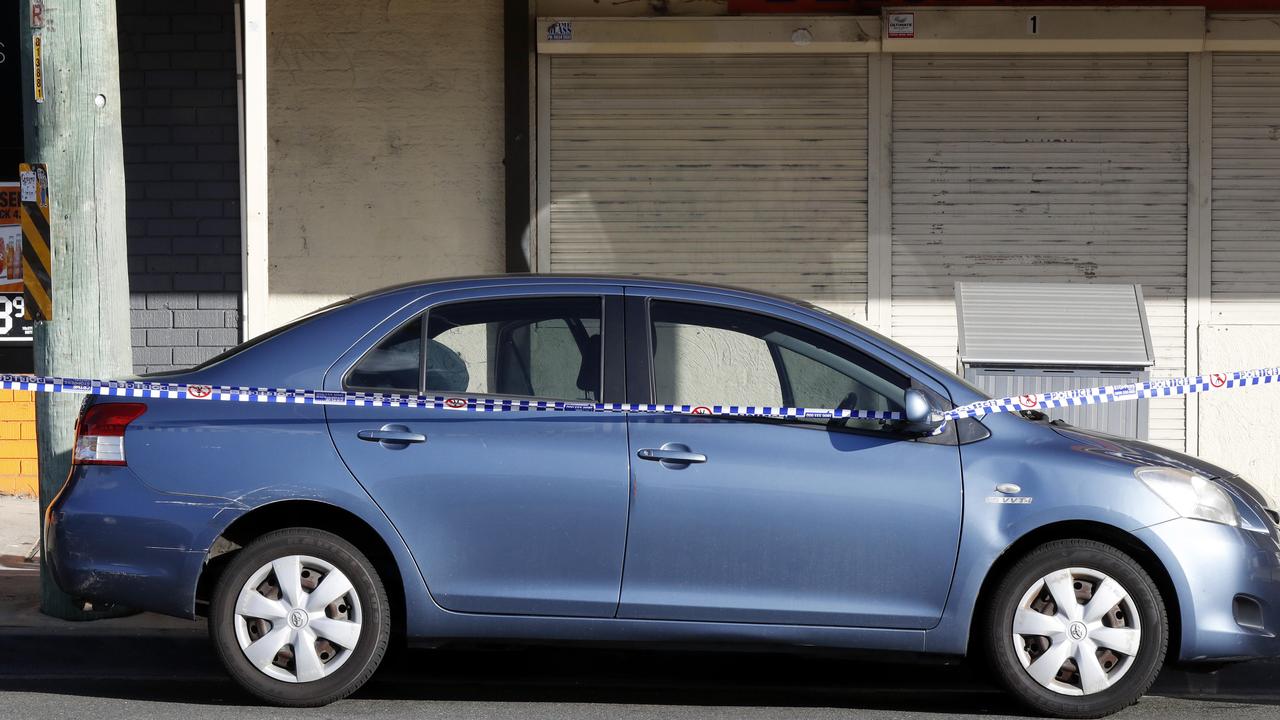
(649, 301, 909, 432)
(651, 318, 783, 408)
(345, 318, 423, 393)
(427, 297, 603, 401)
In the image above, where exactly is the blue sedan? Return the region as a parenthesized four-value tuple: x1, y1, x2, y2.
(45, 276, 1280, 716)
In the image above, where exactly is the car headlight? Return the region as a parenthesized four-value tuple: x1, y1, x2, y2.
(1135, 466, 1239, 527)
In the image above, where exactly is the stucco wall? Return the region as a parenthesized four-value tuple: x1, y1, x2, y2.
(266, 0, 505, 328)
(1199, 324, 1280, 502)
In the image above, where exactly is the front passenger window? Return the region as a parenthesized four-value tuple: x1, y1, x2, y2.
(649, 301, 909, 432)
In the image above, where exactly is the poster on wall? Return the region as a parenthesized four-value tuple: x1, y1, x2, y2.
(0, 183, 31, 343)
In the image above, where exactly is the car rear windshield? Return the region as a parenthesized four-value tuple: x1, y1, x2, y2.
(178, 297, 355, 373)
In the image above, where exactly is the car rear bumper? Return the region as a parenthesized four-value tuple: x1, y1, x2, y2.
(44, 466, 242, 619)
(1136, 517, 1280, 662)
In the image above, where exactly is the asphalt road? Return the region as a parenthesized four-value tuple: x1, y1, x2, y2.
(1, 627, 1277, 720)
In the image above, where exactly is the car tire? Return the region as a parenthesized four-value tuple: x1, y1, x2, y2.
(209, 527, 391, 706)
(984, 539, 1168, 719)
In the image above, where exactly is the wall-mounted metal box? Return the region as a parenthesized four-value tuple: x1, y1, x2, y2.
(956, 282, 1155, 440)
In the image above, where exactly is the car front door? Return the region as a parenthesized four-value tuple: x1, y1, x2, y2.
(619, 290, 964, 629)
(326, 286, 630, 618)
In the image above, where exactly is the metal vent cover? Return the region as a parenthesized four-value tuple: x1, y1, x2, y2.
(956, 282, 1155, 368)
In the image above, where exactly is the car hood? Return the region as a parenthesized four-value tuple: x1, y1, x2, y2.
(1051, 423, 1274, 510)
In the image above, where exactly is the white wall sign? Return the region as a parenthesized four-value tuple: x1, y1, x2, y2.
(887, 13, 914, 39)
(547, 21, 572, 42)
(19, 171, 36, 202)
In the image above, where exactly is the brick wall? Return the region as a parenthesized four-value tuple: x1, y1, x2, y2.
(0, 390, 37, 496)
(119, 0, 242, 373)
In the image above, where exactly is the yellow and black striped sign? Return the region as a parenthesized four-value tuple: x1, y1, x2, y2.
(18, 163, 52, 321)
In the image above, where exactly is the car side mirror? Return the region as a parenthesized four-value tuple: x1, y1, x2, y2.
(903, 388, 942, 433)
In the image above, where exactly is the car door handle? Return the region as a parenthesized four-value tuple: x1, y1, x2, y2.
(357, 425, 426, 446)
(637, 444, 706, 464)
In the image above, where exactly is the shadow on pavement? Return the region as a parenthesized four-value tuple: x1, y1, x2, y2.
(2, 630, 1278, 713)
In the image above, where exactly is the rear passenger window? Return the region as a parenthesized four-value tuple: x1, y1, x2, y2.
(427, 297, 603, 401)
(346, 319, 422, 393)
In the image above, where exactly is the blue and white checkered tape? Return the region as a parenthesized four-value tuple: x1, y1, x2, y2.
(935, 366, 1280, 423)
(1, 366, 1277, 426)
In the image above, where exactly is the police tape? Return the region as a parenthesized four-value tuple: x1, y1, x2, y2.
(0, 373, 901, 421)
(0, 366, 1276, 426)
(942, 366, 1280, 422)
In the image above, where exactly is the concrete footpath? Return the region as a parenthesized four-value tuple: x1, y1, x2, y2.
(0, 494, 38, 566)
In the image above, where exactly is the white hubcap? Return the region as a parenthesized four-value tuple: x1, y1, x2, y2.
(1012, 567, 1142, 696)
(233, 554, 363, 683)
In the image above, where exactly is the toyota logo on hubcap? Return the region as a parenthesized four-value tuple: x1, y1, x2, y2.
(288, 609, 308, 629)
(1068, 621, 1087, 641)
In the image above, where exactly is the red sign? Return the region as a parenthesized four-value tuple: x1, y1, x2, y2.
(0, 185, 17, 225)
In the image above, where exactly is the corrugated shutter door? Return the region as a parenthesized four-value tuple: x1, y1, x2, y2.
(547, 55, 869, 320)
(891, 55, 1188, 450)
(1212, 54, 1280, 320)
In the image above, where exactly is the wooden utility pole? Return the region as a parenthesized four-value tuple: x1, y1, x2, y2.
(19, 1, 134, 619)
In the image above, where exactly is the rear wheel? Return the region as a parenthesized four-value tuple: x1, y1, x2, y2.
(210, 528, 390, 706)
(985, 539, 1167, 718)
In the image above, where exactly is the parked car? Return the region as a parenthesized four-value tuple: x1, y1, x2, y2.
(46, 276, 1280, 717)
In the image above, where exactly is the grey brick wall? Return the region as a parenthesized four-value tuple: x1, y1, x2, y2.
(119, 0, 242, 373)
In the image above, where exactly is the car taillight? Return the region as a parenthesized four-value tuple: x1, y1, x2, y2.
(73, 403, 147, 466)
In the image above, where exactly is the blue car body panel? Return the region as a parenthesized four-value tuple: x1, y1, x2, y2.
(616, 284, 964, 629)
(42, 275, 1280, 665)
(621, 414, 962, 628)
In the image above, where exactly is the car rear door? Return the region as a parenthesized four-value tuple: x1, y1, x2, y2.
(325, 284, 630, 618)
(619, 288, 964, 629)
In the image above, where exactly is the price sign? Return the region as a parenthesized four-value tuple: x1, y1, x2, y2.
(0, 293, 32, 342)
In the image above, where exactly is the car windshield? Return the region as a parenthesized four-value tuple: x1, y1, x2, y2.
(796, 301, 991, 401)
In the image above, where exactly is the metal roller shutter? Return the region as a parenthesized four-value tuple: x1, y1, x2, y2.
(1212, 54, 1280, 320)
(545, 55, 869, 320)
(891, 54, 1189, 449)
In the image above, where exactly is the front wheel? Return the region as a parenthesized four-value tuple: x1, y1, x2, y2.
(985, 539, 1168, 718)
(210, 528, 391, 706)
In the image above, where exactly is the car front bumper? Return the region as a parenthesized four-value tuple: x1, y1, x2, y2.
(1136, 517, 1280, 662)
(44, 466, 242, 619)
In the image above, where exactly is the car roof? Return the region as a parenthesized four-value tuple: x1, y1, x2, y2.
(352, 274, 809, 308)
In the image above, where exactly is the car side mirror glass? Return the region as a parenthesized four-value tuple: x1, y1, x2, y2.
(903, 388, 942, 433)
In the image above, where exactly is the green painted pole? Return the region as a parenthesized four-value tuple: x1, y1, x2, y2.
(18, 0, 134, 620)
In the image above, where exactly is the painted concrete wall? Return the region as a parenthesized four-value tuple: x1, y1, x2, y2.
(1199, 325, 1280, 502)
(266, 0, 506, 328)
(0, 390, 37, 497)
